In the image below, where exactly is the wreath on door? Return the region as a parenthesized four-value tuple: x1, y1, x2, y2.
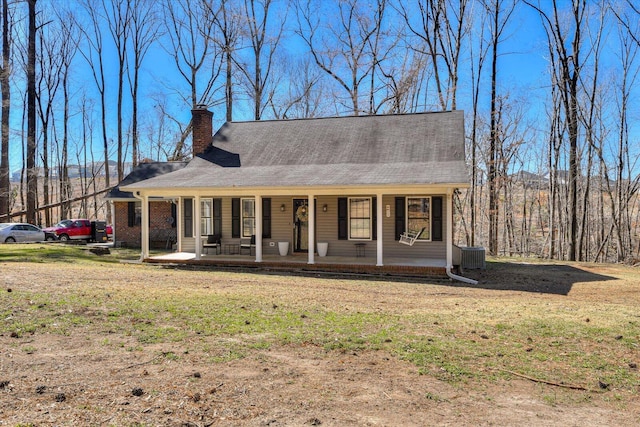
(296, 205, 308, 223)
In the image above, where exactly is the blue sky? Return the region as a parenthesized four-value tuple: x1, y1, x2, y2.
(7, 0, 639, 177)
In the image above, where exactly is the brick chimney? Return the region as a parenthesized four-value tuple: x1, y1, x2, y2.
(191, 105, 213, 156)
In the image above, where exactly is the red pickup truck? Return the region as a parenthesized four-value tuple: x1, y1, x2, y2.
(44, 219, 113, 242)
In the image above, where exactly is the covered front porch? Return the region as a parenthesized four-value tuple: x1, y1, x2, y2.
(132, 189, 477, 282)
(145, 251, 449, 278)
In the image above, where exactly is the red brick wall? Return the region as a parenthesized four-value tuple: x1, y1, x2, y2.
(113, 201, 176, 249)
(191, 107, 213, 156)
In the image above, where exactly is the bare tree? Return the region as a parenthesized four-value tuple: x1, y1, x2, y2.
(575, 3, 606, 261)
(127, 0, 161, 167)
(485, 0, 517, 256)
(267, 56, 326, 119)
(466, 2, 491, 246)
(204, 0, 242, 122)
(295, 0, 386, 115)
(594, 7, 640, 262)
(162, 0, 222, 159)
(0, 0, 12, 219)
(55, 7, 80, 219)
(395, 0, 470, 111)
(36, 13, 64, 226)
(26, 0, 37, 225)
(610, 0, 640, 48)
(525, 0, 586, 261)
(376, 46, 427, 114)
(235, 0, 285, 120)
(77, 0, 112, 223)
(101, 0, 131, 181)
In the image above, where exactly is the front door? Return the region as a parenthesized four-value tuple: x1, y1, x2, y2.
(293, 199, 309, 252)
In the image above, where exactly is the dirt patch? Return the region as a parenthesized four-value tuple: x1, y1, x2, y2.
(1, 260, 639, 426)
(2, 335, 636, 426)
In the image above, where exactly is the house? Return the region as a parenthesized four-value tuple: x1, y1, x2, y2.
(118, 107, 475, 282)
(106, 161, 188, 248)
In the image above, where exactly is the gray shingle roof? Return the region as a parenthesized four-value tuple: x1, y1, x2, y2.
(122, 111, 469, 191)
(106, 161, 188, 199)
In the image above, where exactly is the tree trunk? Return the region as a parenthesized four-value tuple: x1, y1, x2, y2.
(487, 2, 499, 256)
(0, 0, 10, 219)
(26, 0, 38, 225)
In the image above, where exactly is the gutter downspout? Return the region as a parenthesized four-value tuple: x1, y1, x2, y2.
(446, 265, 478, 285)
(446, 190, 478, 285)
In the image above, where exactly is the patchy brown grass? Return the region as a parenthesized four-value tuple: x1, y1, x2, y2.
(0, 247, 639, 426)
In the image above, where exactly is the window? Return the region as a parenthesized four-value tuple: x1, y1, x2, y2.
(128, 201, 142, 227)
(407, 197, 431, 241)
(183, 198, 193, 238)
(349, 197, 371, 240)
(241, 198, 255, 237)
(201, 198, 213, 236)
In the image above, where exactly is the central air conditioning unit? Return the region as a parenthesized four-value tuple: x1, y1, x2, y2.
(461, 247, 486, 270)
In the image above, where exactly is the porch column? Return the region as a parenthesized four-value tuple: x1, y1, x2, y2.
(194, 195, 202, 260)
(308, 195, 315, 264)
(176, 197, 182, 252)
(376, 193, 383, 266)
(255, 195, 263, 262)
(446, 190, 453, 270)
(140, 193, 149, 260)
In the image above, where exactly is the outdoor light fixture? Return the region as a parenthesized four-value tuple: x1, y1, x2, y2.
(322, 204, 328, 212)
(280, 204, 286, 212)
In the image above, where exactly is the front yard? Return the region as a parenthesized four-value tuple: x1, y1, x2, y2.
(0, 245, 638, 426)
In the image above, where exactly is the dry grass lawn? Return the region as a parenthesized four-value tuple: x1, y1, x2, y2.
(0, 245, 639, 426)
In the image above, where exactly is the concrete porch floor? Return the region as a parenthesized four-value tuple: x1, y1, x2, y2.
(145, 252, 448, 278)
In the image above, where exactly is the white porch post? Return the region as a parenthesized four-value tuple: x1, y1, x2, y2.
(194, 195, 202, 259)
(176, 197, 182, 252)
(109, 201, 116, 244)
(140, 193, 149, 260)
(446, 190, 453, 271)
(308, 195, 315, 264)
(376, 193, 383, 266)
(255, 195, 263, 262)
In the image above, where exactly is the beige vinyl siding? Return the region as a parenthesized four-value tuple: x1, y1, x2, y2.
(381, 195, 446, 259)
(180, 194, 447, 260)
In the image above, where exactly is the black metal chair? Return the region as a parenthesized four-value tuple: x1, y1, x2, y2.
(203, 234, 221, 254)
(240, 235, 255, 255)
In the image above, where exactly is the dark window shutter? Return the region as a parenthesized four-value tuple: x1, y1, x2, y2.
(337, 197, 348, 240)
(171, 203, 177, 228)
(183, 198, 193, 238)
(395, 197, 405, 240)
(127, 202, 136, 227)
(432, 196, 443, 241)
(372, 197, 377, 240)
(213, 198, 222, 235)
(262, 198, 271, 238)
(232, 198, 240, 238)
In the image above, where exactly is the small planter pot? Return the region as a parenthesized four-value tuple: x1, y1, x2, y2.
(278, 241, 289, 256)
(317, 242, 328, 257)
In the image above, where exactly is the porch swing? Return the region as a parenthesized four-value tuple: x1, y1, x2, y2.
(399, 227, 426, 246)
